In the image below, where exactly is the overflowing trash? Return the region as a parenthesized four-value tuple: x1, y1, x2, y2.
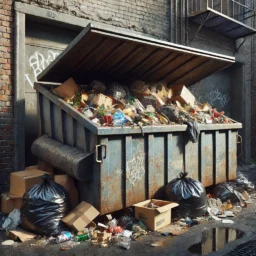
(51, 78, 233, 132)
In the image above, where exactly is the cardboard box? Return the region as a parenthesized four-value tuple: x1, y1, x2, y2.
(10, 169, 47, 197)
(90, 94, 113, 108)
(53, 77, 79, 101)
(54, 174, 79, 209)
(1, 193, 23, 214)
(38, 161, 55, 175)
(169, 85, 195, 107)
(61, 201, 100, 232)
(134, 199, 178, 231)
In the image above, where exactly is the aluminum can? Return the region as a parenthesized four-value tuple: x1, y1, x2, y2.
(56, 231, 72, 243)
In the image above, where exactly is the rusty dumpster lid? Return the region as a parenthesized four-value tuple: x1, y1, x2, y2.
(37, 23, 235, 86)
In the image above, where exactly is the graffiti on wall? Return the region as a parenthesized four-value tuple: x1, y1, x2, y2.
(25, 50, 60, 88)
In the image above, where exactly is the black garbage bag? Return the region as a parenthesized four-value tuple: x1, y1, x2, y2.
(21, 174, 70, 236)
(213, 182, 241, 203)
(185, 121, 200, 143)
(165, 172, 207, 218)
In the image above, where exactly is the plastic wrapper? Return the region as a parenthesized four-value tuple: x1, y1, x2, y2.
(117, 216, 137, 230)
(234, 172, 254, 193)
(212, 182, 241, 203)
(2, 209, 21, 231)
(165, 172, 208, 218)
(112, 109, 127, 126)
(185, 121, 200, 143)
(21, 174, 70, 236)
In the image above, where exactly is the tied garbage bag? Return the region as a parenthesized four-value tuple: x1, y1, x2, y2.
(165, 172, 207, 218)
(21, 174, 70, 236)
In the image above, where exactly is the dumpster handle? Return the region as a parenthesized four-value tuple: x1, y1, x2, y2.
(96, 145, 107, 163)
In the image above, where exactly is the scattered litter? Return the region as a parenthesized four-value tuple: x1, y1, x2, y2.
(225, 211, 235, 217)
(1, 240, 15, 246)
(151, 243, 160, 247)
(211, 216, 221, 221)
(60, 240, 79, 251)
(8, 229, 36, 242)
(119, 241, 130, 249)
(56, 231, 73, 244)
(2, 209, 21, 231)
(222, 219, 234, 224)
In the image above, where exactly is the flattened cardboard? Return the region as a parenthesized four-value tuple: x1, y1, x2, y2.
(61, 201, 100, 232)
(134, 199, 178, 231)
(8, 230, 36, 242)
(54, 174, 78, 209)
(1, 193, 23, 214)
(10, 169, 47, 197)
(53, 77, 79, 100)
(169, 84, 195, 107)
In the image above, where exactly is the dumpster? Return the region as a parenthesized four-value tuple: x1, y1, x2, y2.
(34, 23, 242, 214)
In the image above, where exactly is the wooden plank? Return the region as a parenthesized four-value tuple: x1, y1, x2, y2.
(201, 132, 214, 186)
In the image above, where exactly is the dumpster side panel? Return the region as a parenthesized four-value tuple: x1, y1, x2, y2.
(167, 133, 185, 181)
(201, 132, 214, 186)
(215, 131, 227, 184)
(125, 135, 147, 207)
(185, 139, 199, 180)
(228, 130, 237, 180)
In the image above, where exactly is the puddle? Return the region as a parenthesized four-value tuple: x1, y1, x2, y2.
(189, 227, 244, 255)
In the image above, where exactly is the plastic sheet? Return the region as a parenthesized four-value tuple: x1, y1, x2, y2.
(185, 121, 200, 143)
(234, 172, 254, 193)
(21, 174, 70, 236)
(165, 172, 207, 218)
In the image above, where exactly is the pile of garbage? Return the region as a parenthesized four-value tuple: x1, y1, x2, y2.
(52, 78, 233, 127)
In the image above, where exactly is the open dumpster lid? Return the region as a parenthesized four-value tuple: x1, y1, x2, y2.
(38, 23, 235, 86)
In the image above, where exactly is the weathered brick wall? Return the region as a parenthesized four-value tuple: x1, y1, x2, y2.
(0, 0, 14, 192)
(19, 0, 170, 40)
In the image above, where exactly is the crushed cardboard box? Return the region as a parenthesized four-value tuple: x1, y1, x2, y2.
(53, 77, 79, 101)
(61, 201, 100, 232)
(8, 229, 36, 242)
(10, 169, 48, 197)
(90, 93, 113, 108)
(134, 199, 179, 231)
(54, 174, 78, 209)
(1, 193, 23, 214)
(169, 84, 195, 107)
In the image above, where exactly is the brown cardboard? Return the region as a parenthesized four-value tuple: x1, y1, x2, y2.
(90, 94, 113, 108)
(61, 201, 100, 232)
(25, 165, 38, 170)
(134, 199, 178, 231)
(169, 85, 195, 107)
(1, 193, 23, 214)
(53, 77, 79, 101)
(10, 169, 47, 197)
(54, 174, 79, 209)
(38, 160, 55, 175)
(8, 230, 36, 242)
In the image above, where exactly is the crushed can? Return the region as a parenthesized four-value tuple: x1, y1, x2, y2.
(56, 231, 72, 244)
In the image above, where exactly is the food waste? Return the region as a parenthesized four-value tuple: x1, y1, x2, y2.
(52, 79, 233, 127)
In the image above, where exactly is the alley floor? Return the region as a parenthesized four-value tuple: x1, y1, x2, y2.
(1, 165, 256, 256)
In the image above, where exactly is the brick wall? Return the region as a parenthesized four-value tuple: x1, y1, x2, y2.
(0, 0, 14, 192)
(19, 0, 170, 40)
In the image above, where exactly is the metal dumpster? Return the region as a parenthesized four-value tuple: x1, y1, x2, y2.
(34, 23, 242, 214)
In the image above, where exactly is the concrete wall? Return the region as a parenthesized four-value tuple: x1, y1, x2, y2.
(18, 0, 170, 40)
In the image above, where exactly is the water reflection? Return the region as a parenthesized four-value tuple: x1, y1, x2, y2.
(189, 227, 244, 255)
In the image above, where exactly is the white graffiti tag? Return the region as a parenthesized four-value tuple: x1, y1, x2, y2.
(206, 88, 230, 107)
(25, 50, 60, 88)
(126, 151, 145, 186)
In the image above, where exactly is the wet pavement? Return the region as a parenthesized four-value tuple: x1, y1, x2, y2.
(1, 165, 256, 256)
